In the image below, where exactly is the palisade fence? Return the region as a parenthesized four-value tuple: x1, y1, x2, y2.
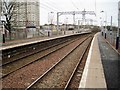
(105, 29, 120, 52)
(106, 30, 117, 46)
(0, 27, 66, 42)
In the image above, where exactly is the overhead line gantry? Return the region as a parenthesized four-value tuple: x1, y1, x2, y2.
(57, 9, 96, 31)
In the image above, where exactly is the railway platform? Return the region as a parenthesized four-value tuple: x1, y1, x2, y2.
(1, 34, 65, 50)
(0, 34, 72, 50)
(0, 32, 87, 50)
(79, 32, 120, 89)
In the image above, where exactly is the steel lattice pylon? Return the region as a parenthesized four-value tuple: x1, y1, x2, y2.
(57, 9, 96, 31)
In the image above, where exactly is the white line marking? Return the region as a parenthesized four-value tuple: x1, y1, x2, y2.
(78, 33, 97, 88)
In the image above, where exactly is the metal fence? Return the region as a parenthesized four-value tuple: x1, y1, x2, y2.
(102, 29, 120, 52)
(0, 28, 71, 43)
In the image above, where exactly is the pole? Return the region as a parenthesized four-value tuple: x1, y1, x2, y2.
(100, 17, 103, 36)
(101, 19, 104, 36)
(116, 1, 120, 49)
(82, 9, 86, 29)
(1, 0, 5, 43)
(50, 12, 54, 31)
(3, 22, 5, 43)
(116, 28, 119, 49)
(100, 11, 104, 36)
(57, 12, 59, 34)
(66, 17, 68, 32)
(78, 20, 80, 30)
(105, 12, 107, 39)
(110, 16, 112, 44)
(73, 12, 75, 30)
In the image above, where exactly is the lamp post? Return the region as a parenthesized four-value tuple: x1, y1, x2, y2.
(2, 22, 5, 43)
(100, 10, 107, 39)
(48, 12, 54, 30)
(100, 17, 103, 36)
(48, 12, 54, 36)
(78, 20, 80, 30)
(65, 17, 68, 29)
(110, 16, 113, 44)
(50, 12, 54, 31)
(1, 15, 6, 43)
(116, 1, 120, 49)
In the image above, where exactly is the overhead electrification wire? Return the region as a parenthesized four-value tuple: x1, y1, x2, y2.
(70, 0, 79, 10)
(40, 5, 53, 11)
(45, 2, 62, 11)
(40, 0, 62, 12)
(40, 3, 58, 12)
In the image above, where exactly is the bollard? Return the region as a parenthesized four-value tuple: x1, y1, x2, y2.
(48, 31, 50, 37)
(105, 33, 106, 39)
(102, 32, 103, 36)
(116, 36, 119, 49)
(3, 34, 5, 43)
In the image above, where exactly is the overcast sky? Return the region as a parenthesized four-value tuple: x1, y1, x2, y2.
(40, 0, 119, 26)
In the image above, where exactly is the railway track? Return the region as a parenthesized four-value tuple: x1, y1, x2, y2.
(25, 36, 93, 89)
(66, 37, 91, 89)
(1, 34, 89, 78)
(2, 34, 93, 88)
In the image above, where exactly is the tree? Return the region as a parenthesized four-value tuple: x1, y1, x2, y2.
(3, 0, 15, 40)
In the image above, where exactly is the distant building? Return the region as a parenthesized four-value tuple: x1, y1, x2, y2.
(12, 0, 39, 28)
(11, 0, 40, 38)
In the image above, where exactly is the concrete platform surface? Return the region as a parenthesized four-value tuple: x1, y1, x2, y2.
(79, 33, 107, 88)
(98, 33, 120, 88)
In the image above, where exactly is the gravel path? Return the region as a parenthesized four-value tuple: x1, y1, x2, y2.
(2, 35, 89, 88)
